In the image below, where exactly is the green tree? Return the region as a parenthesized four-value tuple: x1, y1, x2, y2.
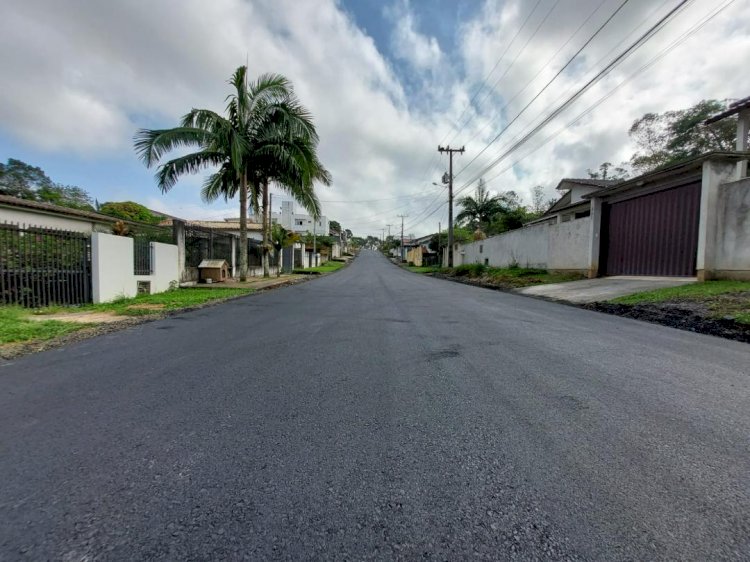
(456, 178, 505, 231)
(0, 158, 53, 199)
(629, 99, 738, 173)
(98, 201, 164, 224)
(329, 220, 341, 235)
(586, 162, 629, 180)
(0, 158, 94, 210)
(135, 66, 329, 281)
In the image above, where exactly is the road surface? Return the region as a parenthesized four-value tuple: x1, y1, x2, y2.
(1, 250, 749, 560)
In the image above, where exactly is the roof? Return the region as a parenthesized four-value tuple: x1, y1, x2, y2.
(583, 151, 750, 200)
(158, 218, 263, 231)
(0, 194, 118, 224)
(704, 96, 750, 124)
(198, 259, 228, 268)
(556, 178, 621, 190)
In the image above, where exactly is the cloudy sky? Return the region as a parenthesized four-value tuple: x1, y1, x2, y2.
(1, 0, 748, 237)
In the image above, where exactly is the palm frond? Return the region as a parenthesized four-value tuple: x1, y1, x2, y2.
(154, 151, 226, 193)
(134, 127, 212, 168)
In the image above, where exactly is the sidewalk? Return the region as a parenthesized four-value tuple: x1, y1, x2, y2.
(514, 276, 696, 304)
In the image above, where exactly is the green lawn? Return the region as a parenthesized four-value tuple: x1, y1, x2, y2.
(294, 260, 346, 274)
(612, 280, 750, 324)
(0, 307, 89, 344)
(90, 287, 255, 316)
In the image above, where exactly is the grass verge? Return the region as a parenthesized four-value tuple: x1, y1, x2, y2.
(417, 263, 584, 289)
(0, 307, 90, 344)
(294, 260, 346, 274)
(611, 280, 750, 324)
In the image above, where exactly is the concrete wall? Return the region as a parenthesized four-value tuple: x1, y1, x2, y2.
(92, 232, 179, 303)
(714, 178, 750, 279)
(135, 242, 179, 293)
(92, 232, 136, 303)
(454, 218, 592, 272)
(458, 223, 549, 269)
(0, 206, 110, 233)
(548, 217, 592, 271)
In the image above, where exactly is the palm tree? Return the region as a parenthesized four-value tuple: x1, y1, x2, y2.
(134, 66, 330, 280)
(456, 178, 505, 231)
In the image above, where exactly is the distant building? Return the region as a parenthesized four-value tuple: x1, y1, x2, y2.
(272, 201, 329, 235)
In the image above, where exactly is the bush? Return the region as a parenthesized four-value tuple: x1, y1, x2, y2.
(453, 263, 487, 277)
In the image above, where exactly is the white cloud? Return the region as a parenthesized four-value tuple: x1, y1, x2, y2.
(1, 0, 749, 237)
(385, 0, 443, 71)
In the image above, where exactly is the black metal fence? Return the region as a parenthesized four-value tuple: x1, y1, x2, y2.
(0, 222, 92, 307)
(185, 224, 235, 267)
(129, 223, 171, 275)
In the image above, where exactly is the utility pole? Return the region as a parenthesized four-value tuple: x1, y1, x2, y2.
(381, 228, 386, 249)
(397, 214, 408, 262)
(438, 145, 465, 267)
(386, 223, 393, 238)
(438, 221, 441, 266)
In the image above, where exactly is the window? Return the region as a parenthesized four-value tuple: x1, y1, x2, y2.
(484, 258, 489, 266)
(574, 210, 591, 219)
(479, 245, 483, 254)
(295, 219, 304, 226)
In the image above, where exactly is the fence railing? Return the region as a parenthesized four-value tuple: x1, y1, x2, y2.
(185, 223, 234, 267)
(0, 222, 92, 307)
(129, 223, 170, 275)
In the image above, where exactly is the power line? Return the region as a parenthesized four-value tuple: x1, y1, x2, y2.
(454, 0, 695, 190)
(455, 0, 635, 179)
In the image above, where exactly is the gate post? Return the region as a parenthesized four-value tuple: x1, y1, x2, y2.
(172, 219, 186, 282)
(587, 196, 603, 278)
(697, 159, 735, 281)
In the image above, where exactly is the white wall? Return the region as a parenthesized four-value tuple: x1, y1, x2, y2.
(547, 217, 592, 271)
(454, 217, 592, 272)
(458, 223, 549, 268)
(714, 178, 750, 279)
(0, 206, 109, 233)
(135, 242, 179, 293)
(92, 232, 136, 302)
(92, 232, 179, 303)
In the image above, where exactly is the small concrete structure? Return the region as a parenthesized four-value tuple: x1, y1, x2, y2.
(198, 259, 229, 283)
(92, 232, 179, 303)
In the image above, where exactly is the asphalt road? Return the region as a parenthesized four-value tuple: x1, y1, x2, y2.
(1, 250, 749, 560)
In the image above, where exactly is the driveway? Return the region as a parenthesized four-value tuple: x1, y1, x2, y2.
(1, 251, 748, 560)
(516, 275, 696, 303)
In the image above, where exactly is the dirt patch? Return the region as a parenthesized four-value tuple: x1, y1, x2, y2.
(584, 302, 750, 343)
(125, 303, 166, 311)
(29, 311, 124, 324)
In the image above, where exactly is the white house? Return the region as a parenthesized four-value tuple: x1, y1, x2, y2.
(273, 200, 329, 235)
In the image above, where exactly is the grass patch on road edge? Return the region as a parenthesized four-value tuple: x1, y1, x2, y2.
(611, 280, 750, 324)
(0, 307, 89, 344)
(294, 260, 346, 274)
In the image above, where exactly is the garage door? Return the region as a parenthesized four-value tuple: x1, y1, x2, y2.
(603, 182, 701, 276)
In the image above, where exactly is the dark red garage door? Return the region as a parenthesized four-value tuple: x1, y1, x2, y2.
(603, 182, 701, 276)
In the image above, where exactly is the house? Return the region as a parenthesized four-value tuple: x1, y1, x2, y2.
(272, 200, 329, 235)
(452, 150, 750, 279)
(0, 194, 118, 232)
(529, 178, 621, 226)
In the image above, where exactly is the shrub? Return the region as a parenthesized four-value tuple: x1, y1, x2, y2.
(454, 263, 487, 277)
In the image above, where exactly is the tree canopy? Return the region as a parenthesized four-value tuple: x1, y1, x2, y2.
(98, 201, 164, 224)
(0, 158, 94, 210)
(628, 99, 738, 173)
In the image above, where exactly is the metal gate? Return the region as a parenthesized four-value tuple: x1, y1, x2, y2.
(603, 182, 701, 276)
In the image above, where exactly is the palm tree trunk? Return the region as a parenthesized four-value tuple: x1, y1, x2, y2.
(239, 173, 249, 282)
(262, 179, 270, 278)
